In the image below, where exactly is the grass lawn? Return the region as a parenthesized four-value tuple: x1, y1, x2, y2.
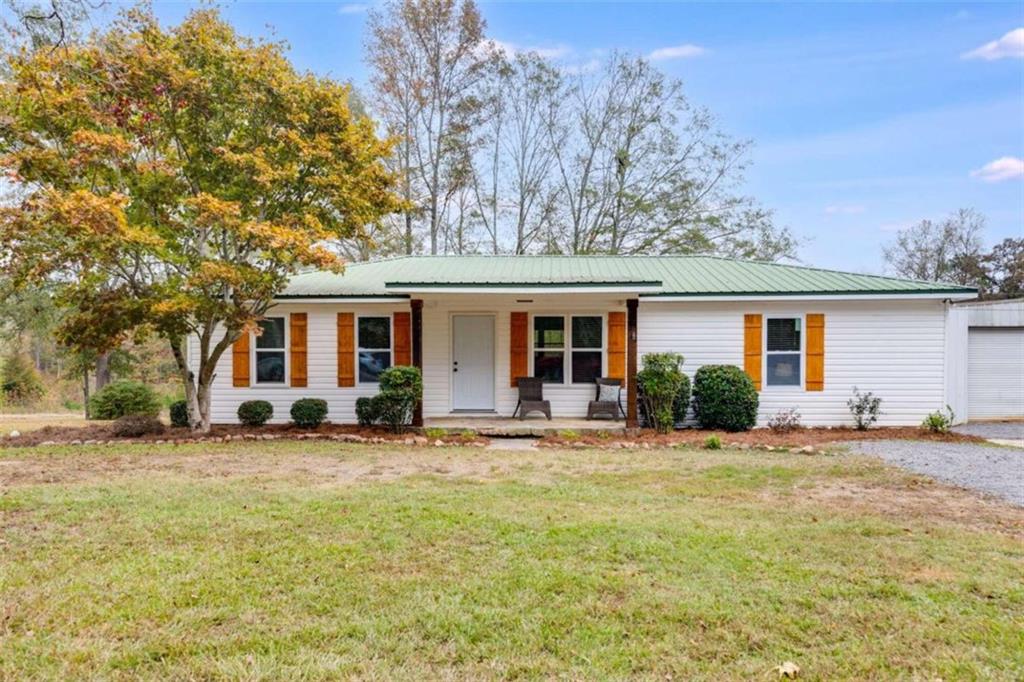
(1, 441, 1021, 680)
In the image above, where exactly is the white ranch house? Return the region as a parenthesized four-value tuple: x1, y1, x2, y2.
(190, 255, 1019, 428)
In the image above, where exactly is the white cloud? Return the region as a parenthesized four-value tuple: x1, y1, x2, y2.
(338, 3, 369, 15)
(486, 39, 571, 60)
(962, 28, 1024, 60)
(648, 44, 706, 61)
(824, 204, 866, 215)
(970, 156, 1024, 183)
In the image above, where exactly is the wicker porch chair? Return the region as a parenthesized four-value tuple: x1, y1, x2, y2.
(512, 377, 552, 420)
(587, 378, 624, 420)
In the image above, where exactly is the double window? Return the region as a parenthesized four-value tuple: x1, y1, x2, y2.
(765, 317, 801, 387)
(255, 317, 286, 384)
(358, 316, 392, 383)
(532, 315, 603, 384)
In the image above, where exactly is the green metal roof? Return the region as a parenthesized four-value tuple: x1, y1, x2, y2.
(280, 255, 977, 298)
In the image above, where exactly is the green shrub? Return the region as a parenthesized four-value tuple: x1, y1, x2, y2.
(921, 406, 954, 433)
(290, 398, 328, 429)
(703, 434, 722, 450)
(169, 400, 190, 427)
(367, 392, 410, 433)
(376, 366, 423, 433)
(89, 380, 160, 420)
(692, 365, 758, 432)
(423, 427, 447, 439)
(238, 400, 273, 427)
(355, 397, 376, 427)
(636, 352, 689, 434)
(847, 387, 882, 430)
(1, 353, 45, 405)
(111, 414, 165, 438)
(558, 429, 580, 441)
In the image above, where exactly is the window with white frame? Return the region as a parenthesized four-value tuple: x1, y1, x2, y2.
(255, 317, 286, 384)
(571, 316, 603, 384)
(532, 315, 603, 384)
(765, 317, 801, 387)
(358, 316, 391, 383)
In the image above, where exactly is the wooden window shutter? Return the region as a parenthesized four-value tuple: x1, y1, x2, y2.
(289, 313, 308, 388)
(393, 312, 411, 366)
(743, 314, 763, 391)
(510, 312, 528, 387)
(805, 313, 825, 391)
(232, 332, 250, 387)
(337, 312, 355, 387)
(607, 311, 626, 380)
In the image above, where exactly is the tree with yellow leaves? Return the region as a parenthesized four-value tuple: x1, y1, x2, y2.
(0, 7, 401, 431)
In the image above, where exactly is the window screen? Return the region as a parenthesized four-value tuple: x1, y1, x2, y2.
(255, 317, 286, 383)
(358, 316, 391, 383)
(765, 318, 801, 386)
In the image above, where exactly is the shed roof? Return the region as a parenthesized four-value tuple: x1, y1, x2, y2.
(280, 255, 977, 299)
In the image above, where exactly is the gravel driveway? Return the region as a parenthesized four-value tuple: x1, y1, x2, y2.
(843, 439, 1023, 506)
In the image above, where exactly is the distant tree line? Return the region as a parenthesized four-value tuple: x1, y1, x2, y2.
(354, 0, 796, 261)
(883, 208, 1022, 300)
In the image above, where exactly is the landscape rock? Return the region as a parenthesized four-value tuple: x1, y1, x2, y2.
(9, 430, 19, 438)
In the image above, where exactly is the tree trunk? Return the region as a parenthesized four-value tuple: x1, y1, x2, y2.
(82, 367, 90, 419)
(95, 352, 112, 391)
(169, 337, 207, 433)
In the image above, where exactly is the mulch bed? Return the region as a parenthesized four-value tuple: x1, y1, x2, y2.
(0, 422, 488, 449)
(538, 426, 987, 451)
(1, 420, 985, 451)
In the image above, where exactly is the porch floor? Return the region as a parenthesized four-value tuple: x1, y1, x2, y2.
(424, 416, 627, 437)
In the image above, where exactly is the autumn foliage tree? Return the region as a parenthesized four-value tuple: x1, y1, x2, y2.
(0, 8, 401, 431)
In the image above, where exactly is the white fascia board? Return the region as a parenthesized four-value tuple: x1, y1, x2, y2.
(643, 292, 978, 302)
(384, 285, 663, 295)
(271, 297, 409, 304)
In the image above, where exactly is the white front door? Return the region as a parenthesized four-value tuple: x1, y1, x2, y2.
(452, 315, 495, 411)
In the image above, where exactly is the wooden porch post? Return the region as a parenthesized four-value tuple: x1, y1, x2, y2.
(626, 298, 639, 428)
(411, 299, 424, 427)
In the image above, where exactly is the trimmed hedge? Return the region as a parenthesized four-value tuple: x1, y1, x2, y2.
(89, 381, 160, 420)
(290, 398, 328, 429)
(111, 414, 166, 438)
(692, 365, 758, 432)
(169, 400, 190, 427)
(238, 400, 274, 427)
(355, 397, 375, 427)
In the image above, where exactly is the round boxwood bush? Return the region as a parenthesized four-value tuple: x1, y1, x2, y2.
(111, 414, 166, 438)
(89, 380, 160, 420)
(355, 396, 376, 427)
(290, 398, 328, 429)
(169, 400, 190, 427)
(238, 400, 274, 427)
(692, 364, 759, 432)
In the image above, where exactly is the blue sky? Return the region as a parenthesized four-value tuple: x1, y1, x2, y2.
(136, 3, 1023, 271)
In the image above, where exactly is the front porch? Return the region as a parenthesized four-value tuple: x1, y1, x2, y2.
(424, 416, 629, 437)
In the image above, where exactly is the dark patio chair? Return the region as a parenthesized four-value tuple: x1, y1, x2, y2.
(512, 377, 552, 420)
(587, 378, 624, 420)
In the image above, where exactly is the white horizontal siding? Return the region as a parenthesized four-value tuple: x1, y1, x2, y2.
(198, 297, 951, 427)
(639, 300, 949, 427)
(189, 303, 405, 425)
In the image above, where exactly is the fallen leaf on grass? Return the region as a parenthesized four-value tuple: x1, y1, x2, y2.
(776, 661, 800, 678)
